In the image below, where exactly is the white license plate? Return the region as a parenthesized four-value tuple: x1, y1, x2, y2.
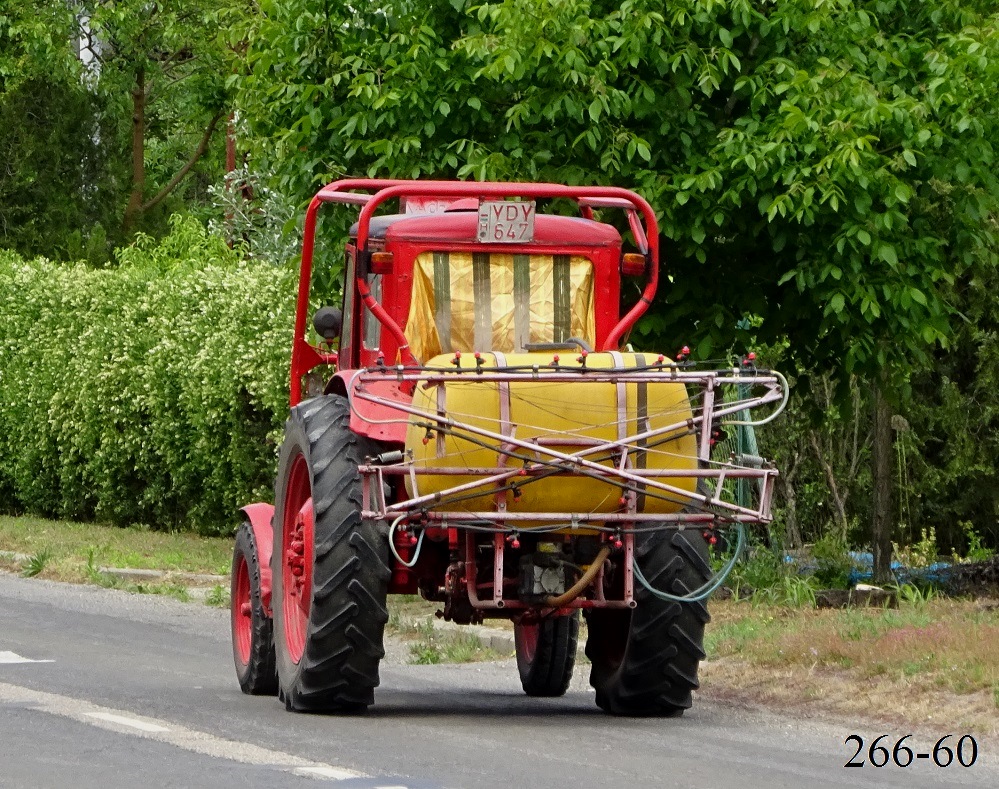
(477, 201, 535, 243)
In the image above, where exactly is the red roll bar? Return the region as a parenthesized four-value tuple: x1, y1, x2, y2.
(290, 179, 661, 405)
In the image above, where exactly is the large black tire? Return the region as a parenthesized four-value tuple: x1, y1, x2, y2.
(585, 530, 711, 716)
(271, 395, 391, 712)
(514, 612, 579, 697)
(230, 521, 278, 695)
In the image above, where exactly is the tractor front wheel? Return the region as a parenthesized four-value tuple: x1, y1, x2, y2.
(514, 612, 579, 697)
(231, 521, 278, 695)
(585, 530, 711, 716)
(271, 395, 391, 712)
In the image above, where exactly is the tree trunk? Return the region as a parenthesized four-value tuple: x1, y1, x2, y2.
(778, 449, 803, 549)
(124, 67, 146, 231)
(780, 474, 803, 549)
(872, 377, 894, 582)
(808, 429, 849, 542)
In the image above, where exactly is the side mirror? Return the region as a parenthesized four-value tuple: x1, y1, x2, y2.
(312, 306, 342, 343)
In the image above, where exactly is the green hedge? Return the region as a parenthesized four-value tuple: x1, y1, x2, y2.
(0, 217, 295, 534)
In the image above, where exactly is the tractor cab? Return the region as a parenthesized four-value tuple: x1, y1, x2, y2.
(288, 181, 659, 408)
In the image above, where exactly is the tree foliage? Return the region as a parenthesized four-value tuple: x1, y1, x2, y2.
(86, 0, 233, 229)
(0, 0, 235, 255)
(235, 0, 999, 557)
(238, 0, 999, 385)
(0, 1, 121, 258)
(903, 249, 999, 551)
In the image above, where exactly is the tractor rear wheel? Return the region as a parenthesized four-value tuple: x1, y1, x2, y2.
(585, 529, 711, 716)
(271, 395, 391, 712)
(514, 612, 579, 697)
(230, 521, 278, 695)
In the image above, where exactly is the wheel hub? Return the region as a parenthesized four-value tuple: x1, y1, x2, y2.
(281, 453, 314, 664)
(232, 554, 253, 665)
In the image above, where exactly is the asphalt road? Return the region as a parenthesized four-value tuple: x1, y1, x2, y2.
(1, 572, 995, 789)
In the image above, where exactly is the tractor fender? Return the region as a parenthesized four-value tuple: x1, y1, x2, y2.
(328, 370, 409, 444)
(239, 502, 274, 617)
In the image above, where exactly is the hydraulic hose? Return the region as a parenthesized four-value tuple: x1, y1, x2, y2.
(544, 545, 611, 608)
(388, 515, 425, 568)
(632, 524, 746, 603)
(356, 277, 419, 367)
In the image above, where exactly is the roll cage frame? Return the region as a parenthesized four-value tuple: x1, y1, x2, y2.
(288, 179, 661, 406)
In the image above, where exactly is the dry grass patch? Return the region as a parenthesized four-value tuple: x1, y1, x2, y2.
(703, 598, 999, 735)
(386, 594, 515, 631)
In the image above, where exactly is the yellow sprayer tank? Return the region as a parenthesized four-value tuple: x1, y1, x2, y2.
(404, 352, 699, 517)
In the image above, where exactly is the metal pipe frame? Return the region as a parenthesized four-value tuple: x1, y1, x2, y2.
(461, 530, 635, 611)
(353, 369, 782, 524)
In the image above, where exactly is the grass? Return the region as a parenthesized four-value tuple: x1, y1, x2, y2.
(386, 597, 505, 664)
(706, 598, 999, 695)
(389, 613, 503, 665)
(20, 547, 53, 578)
(409, 629, 500, 664)
(0, 514, 232, 583)
(703, 597, 999, 735)
(0, 513, 231, 605)
(204, 584, 230, 608)
(746, 573, 819, 607)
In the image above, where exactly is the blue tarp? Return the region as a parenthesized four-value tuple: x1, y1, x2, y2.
(784, 551, 952, 586)
(845, 551, 952, 586)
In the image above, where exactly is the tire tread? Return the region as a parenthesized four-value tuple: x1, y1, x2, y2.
(515, 613, 579, 697)
(587, 529, 711, 716)
(272, 396, 390, 712)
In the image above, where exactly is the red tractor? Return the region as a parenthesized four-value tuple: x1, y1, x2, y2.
(230, 179, 785, 715)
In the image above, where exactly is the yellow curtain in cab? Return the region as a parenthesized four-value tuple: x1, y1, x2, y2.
(405, 251, 596, 362)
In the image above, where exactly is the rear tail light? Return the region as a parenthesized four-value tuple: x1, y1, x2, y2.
(621, 253, 647, 277)
(371, 252, 394, 274)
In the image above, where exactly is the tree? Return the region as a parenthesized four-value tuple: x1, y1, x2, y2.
(85, 0, 233, 232)
(0, 1, 236, 253)
(903, 236, 999, 555)
(237, 0, 998, 374)
(236, 1, 999, 568)
(0, 1, 122, 258)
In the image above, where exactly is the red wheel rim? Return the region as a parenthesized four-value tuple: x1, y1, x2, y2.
(232, 553, 252, 666)
(281, 452, 314, 665)
(516, 622, 540, 666)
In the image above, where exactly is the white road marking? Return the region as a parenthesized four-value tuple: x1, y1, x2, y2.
(0, 650, 54, 664)
(295, 766, 364, 780)
(84, 711, 170, 732)
(0, 681, 370, 781)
